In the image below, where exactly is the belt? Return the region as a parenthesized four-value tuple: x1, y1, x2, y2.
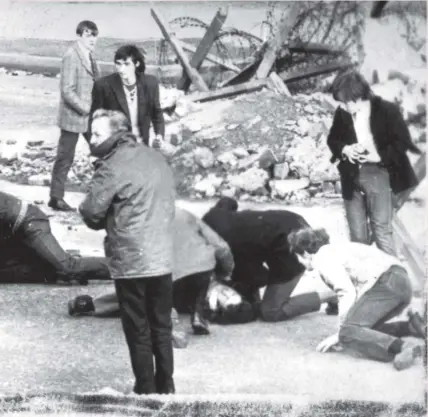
(12, 200, 29, 234)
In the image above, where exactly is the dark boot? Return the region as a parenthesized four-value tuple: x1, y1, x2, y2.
(408, 310, 426, 339)
(48, 198, 75, 212)
(68, 295, 95, 316)
(156, 377, 175, 395)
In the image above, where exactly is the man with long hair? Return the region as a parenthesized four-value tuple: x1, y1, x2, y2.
(327, 69, 421, 255)
(89, 44, 164, 148)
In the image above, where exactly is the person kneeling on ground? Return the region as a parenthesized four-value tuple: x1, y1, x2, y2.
(69, 207, 235, 339)
(289, 227, 426, 371)
(202, 197, 337, 324)
(0, 190, 110, 284)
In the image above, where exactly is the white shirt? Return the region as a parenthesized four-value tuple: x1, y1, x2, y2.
(123, 85, 142, 142)
(312, 242, 404, 327)
(350, 101, 381, 163)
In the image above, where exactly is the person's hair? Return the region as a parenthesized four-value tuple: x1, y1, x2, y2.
(213, 197, 239, 212)
(92, 109, 131, 134)
(114, 44, 146, 74)
(330, 69, 373, 103)
(288, 227, 330, 255)
(76, 20, 98, 37)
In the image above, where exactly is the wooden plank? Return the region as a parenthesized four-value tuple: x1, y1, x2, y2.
(178, 6, 229, 92)
(281, 61, 355, 83)
(268, 72, 290, 95)
(254, 3, 301, 80)
(288, 41, 344, 55)
(181, 40, 240, 74)
(186, 78, 268, 103)
(393, 215, 425, 289)
(218, 59, 261, 88)
(151, 7, 209, 92)
(394, 153, 426, 211)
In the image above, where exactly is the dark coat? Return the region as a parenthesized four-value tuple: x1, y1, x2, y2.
(89, 72, 165, 145)
(202, 208, 309, 287)
(79, 132, 175, 279)
(327, 96, 421, 200)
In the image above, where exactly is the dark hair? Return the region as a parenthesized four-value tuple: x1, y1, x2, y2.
(288, 227, 330, 255)
(76, 20, 98, 37)
(92, 109, 131, 134)
(213, 197, 239, 212)
(114, 44, 146, 74)
(330, 69, 373, 103)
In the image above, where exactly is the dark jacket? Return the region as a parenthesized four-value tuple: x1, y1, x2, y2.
(89, 72, 165, 145)
(202, 207, 309, 286)
(79, 132, 175, 279)
(327, 96, 421, 200)
(0, 191, 29, 242)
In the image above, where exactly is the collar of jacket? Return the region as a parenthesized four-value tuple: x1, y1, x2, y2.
(91, 131, 138, 160)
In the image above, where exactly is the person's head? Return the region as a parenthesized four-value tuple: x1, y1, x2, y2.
(90, 109, 131, 150)
(288, 227, 330, 271)
(213, 197, 239, 212)
(114, 44, 146, 84)
(76, 20, 98, 52)
(330, 69, 373, 105)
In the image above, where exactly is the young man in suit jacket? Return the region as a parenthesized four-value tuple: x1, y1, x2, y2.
(326, 70, 421, 256)
(49, 20, 100, 212)
(89, 44, 165, 149)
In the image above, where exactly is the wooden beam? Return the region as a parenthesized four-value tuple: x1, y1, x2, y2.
(254, 3, 300, 80)
(288, 41, 344, 55)
(151, 7, 209, 92)
(181, 40, 240, 74)
(394, 153, 426, 211)
(268, 72, 290, 95)
(178, 6, 229, 92)
(281, 61, 355, 83)
(218, 59, 260, 88)
(186, 78, 268, 103)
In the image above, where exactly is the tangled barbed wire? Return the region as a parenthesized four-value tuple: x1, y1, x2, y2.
(157, 2, 366, 89)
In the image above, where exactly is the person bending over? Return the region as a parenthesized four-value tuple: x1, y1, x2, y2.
(289, 228, 425, 371)
(69, 207, 235, 336)
(0, 191, 109, 284)
(202, 197, 337, 324)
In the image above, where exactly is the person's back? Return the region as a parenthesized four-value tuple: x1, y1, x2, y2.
(105, 140, 175, 278)
(0, 191, 26, 241)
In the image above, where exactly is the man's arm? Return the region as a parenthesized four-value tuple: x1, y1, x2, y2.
(78, 161, 117, 231)
(150, 77, 165, 138)
(87, 80, 105, 138)
(61, 52, 90, 116)
(196, 217, 234, 281)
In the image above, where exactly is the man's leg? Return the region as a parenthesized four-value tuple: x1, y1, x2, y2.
(146, 274, 174, 394)
(115, 278, 156, 394)
(19, 206, 110, 283)
(343, 189, 370, 244)
(360, 165, 396, 256)
(50, 129, 80, 209)
(339, 266, 417, 366)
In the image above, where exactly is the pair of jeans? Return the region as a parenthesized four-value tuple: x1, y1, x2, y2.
(344, 163, 396, 256)
(115, 275, 174, 395)
(15, 204, 110, 282)
(50, 129, 90, 199)
(339, 265, 413, 362)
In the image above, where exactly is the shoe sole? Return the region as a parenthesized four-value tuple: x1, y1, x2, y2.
(393, 345, 423, 371)
(192, 325, 210, 335)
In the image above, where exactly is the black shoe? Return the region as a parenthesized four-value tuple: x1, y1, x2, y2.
(326, 301, 339, 316)
(68, 295, 95, 316)
(408, 310, 426, 339)
(48, 198, 75, 212)
(191, 312, 210, 335)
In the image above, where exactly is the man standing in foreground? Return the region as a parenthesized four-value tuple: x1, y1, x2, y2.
(79, 109, 176, 395)
(49, 20, 100, 211)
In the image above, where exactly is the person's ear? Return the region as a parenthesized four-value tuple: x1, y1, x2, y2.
(135, 61, 140, 68)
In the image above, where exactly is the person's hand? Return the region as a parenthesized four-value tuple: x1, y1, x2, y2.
(342, 144, 362, 164)
(152, 134, 163, 149)
(316, 333, 340, 353)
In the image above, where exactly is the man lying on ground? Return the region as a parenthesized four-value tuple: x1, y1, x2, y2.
(202, 197, 337, 324)
(68, 207, 236, 336)
(289, 227, 426, 371)
(0, 191, 109, 284)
